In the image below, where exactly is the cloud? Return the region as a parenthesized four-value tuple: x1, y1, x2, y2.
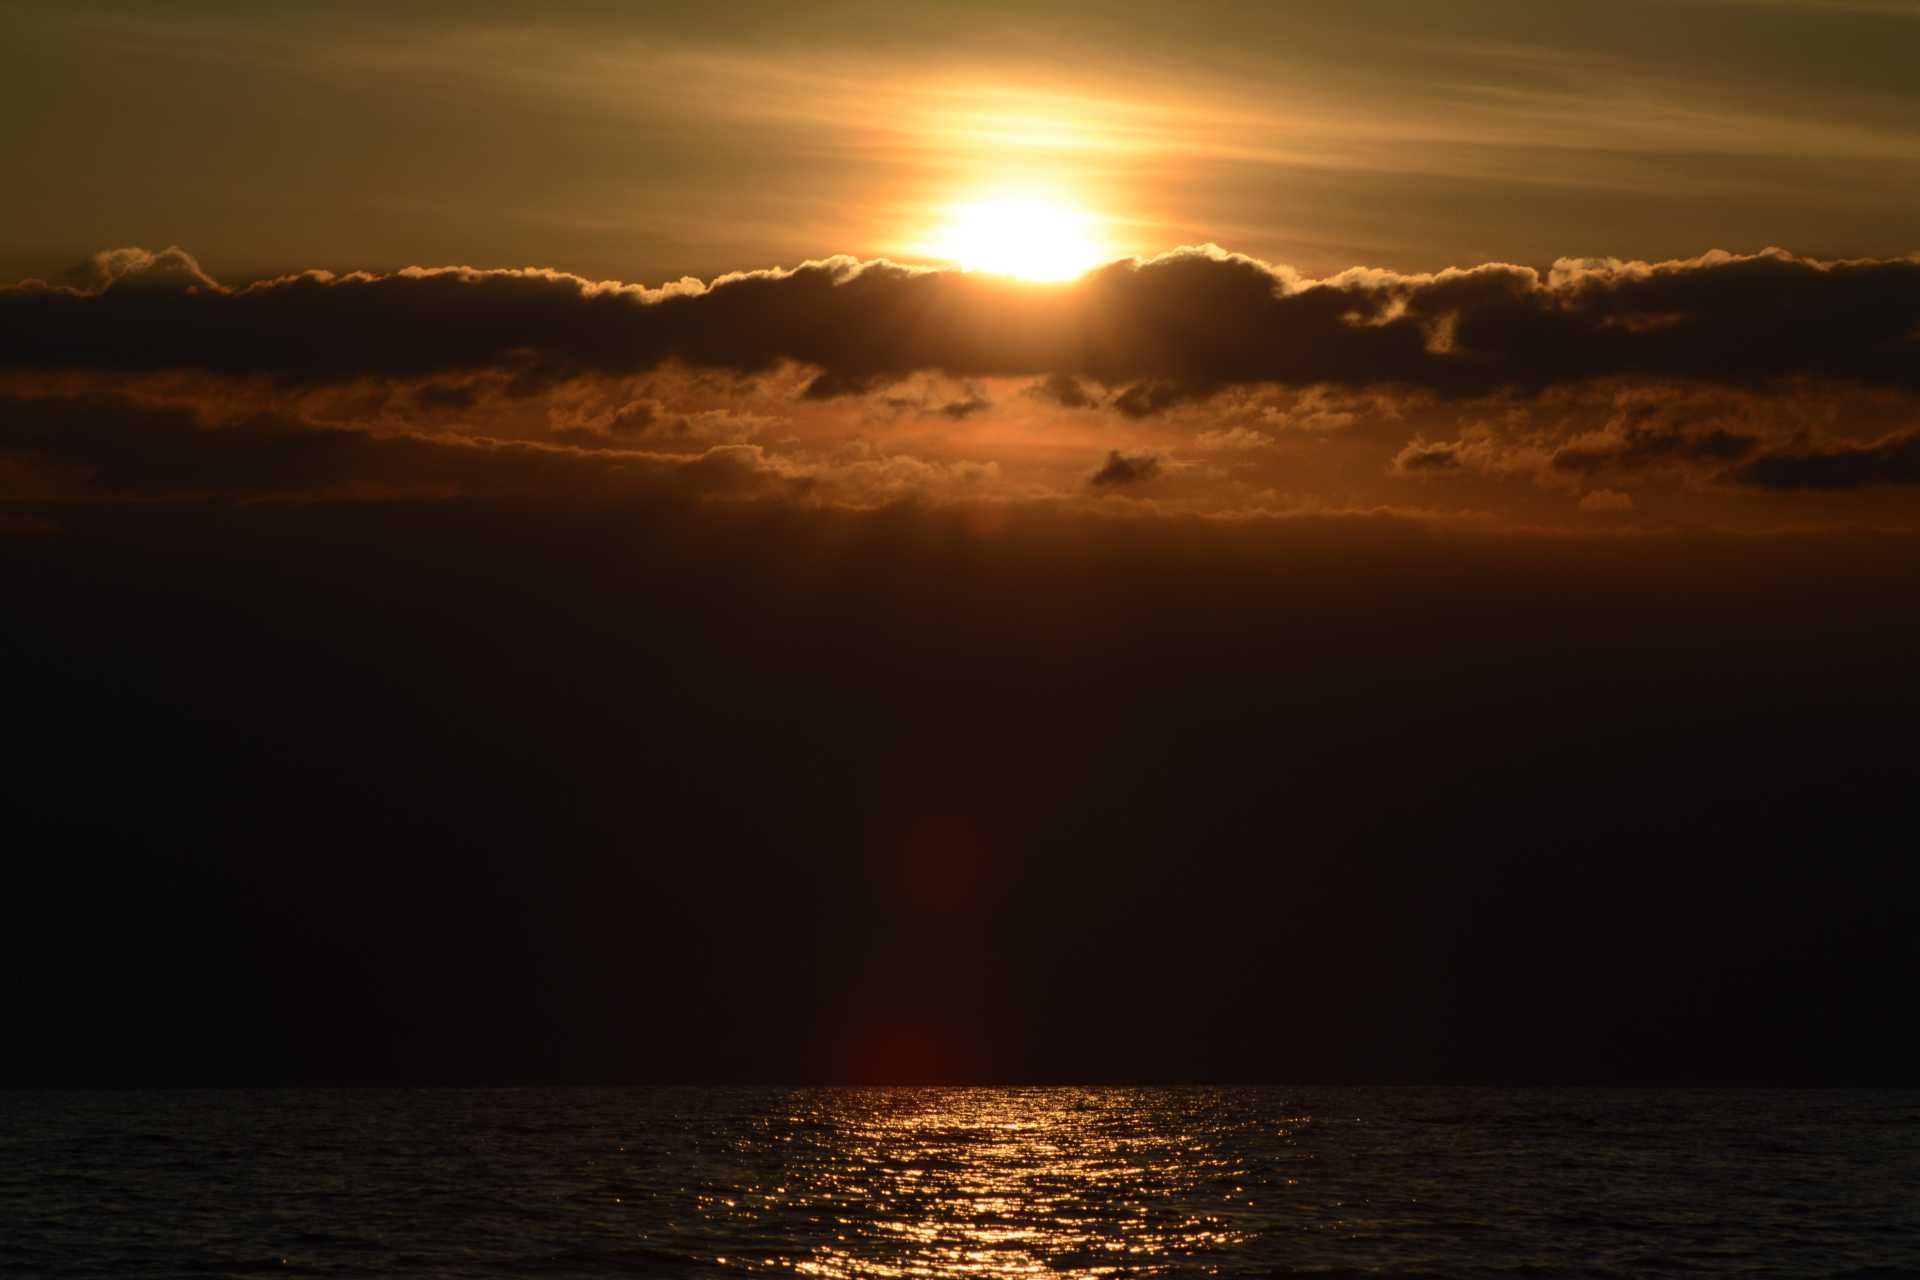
(1578, 488, 1636, 513)
(0, 391, 773, 501)
(938, 391, 991, 420)
(1191, 426, 1275, 452)
(8, 245, 1919, 411)
(1112, 381, 1189, 419)
(1393, 437, 1468, 472)
(548, 400, 771, 449)
(1550, 424, 1761, 474)
(11, 246, 1920, 530)
(1377, 373, 1920, 503)
(877, 380, 993, 420)
(1729, 429, 1920, 489)
(1090, 450, 1161, 489)
(801, 369, 885, 400)
(63, 246, 222, 295)
(414, 381, 479, 411)
(1030, 372, 1098, 409)
(1388, 426, 1567, 489)
(605, 401, 658, 435)
(0, 389, 1027, 511)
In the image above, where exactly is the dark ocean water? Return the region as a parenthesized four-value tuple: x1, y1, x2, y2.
(3, 1088, 1917, 1278)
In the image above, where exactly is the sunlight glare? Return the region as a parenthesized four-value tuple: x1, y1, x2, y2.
(930, 196, 1106, 282)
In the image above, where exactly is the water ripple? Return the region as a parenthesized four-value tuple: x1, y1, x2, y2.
(2, 1088, 1916, 1278)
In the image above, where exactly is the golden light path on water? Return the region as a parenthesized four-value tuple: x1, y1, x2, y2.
(688, 1088, 1306, 1278)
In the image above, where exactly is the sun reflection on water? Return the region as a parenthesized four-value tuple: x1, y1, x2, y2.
(688, 1088, 1308, 1278)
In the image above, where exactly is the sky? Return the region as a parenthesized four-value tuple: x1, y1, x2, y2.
(7, 1, 1920, 284)
(5, 0, 1919, 1085)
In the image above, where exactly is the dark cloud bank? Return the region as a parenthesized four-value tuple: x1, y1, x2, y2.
(6, 244, 1918, 403)
(6, 244, 1920, 1086)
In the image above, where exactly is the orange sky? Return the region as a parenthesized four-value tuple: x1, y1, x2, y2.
(5, 1, 1919, 284)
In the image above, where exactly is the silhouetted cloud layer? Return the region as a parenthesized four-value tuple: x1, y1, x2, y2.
(6, 245, 1918, 403)
(1551, 424, 1760, 475)
(1730, 429, 1920, 489)
(10, 245, 1920, 527)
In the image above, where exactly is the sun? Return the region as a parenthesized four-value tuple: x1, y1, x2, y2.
(929, 196, 1106, 282)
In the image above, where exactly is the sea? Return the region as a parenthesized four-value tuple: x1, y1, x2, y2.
(3, 1088, 1916, 1278)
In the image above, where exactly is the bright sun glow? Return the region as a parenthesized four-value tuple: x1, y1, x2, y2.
(930, 196, 1106, 282)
